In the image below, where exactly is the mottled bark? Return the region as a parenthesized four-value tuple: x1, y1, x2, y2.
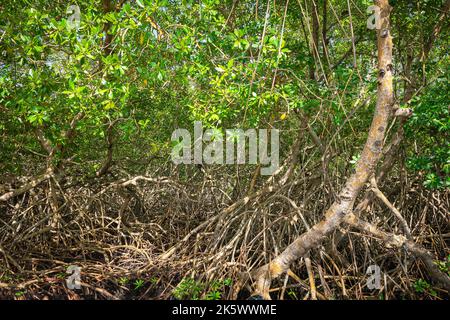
(254, 0, 394, 299)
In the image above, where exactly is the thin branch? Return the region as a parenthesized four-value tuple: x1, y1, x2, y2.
(370, 177, 412, 239)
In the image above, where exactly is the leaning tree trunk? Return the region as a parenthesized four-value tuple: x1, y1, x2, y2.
(254, 0, 394, 299)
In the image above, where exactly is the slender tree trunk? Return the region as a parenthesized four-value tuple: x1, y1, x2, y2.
(322, 0, 329, 62)
(309, 0, 320, 80)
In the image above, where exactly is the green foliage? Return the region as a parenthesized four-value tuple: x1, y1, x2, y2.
(15, 290, 26, 297)
(405, 56, 449, 190)
(133, 279, 145, 290)
(413, 279, 437, 297)
(118, 277, 129, 286)
(1, 0, 447, 182)
(434, 255, 450, 276)
(0, 269, 23, 284)
(149, 276, 159, 285)
(172, 277, 232, 300)
(287, 289, 298, 300)
(56, 272, 66, 280)
(350, 154, 361, 168)
(172, 277, 204, 300)
(0, 273, 13, 283)
(205, 278, 232, 300)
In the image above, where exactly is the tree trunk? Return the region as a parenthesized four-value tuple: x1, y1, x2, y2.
(254, 0, 394, 299)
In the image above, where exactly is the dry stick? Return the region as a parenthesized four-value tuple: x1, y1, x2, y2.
(287, 269, 327, 300)
(280, 273, 289, 300)
(0, 112, 85, 207)
(305, 253, 317, 300)
(320, 250, 348, 298)
(253, 0, 394, 299)
(81, 282, 118, 300)
(35, 127, 53, 154)
(320, 0, 331, 72)
(220, 0, 238, 33)
(270, 0, 289, 91)
(317, 264, 332, 297)
(310, 0, 320, 80)
(298, 0, 328, 85)
(243, 0, 270, 123)
(369, 177, 412, 239)
(344, 213, 450, 291)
